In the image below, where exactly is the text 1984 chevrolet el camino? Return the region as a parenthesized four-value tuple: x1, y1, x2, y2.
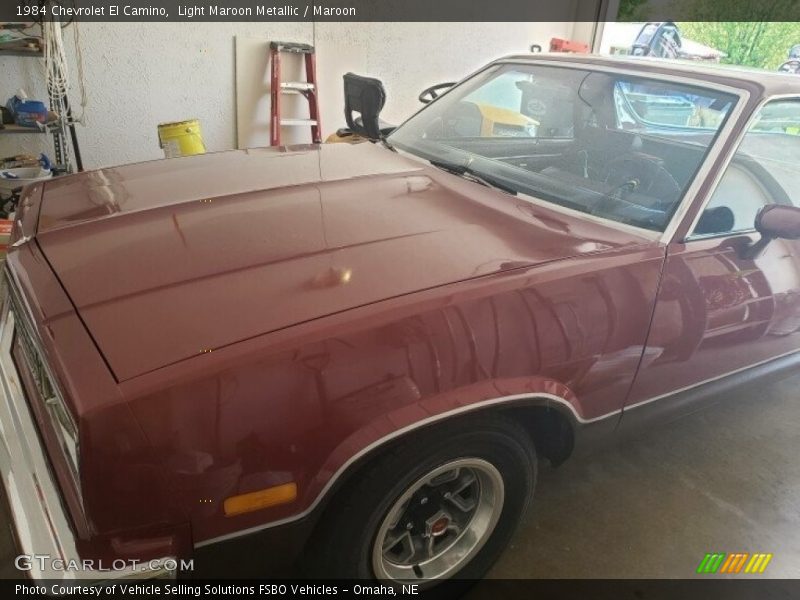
(1, 54, 800, 582)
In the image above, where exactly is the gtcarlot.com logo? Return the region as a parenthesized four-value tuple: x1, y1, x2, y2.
(15, 554, 194, 573)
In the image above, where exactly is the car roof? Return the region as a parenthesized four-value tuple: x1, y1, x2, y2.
(497, 53, 800, 98)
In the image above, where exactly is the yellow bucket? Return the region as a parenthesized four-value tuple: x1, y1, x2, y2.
(157, 119, 206, 158)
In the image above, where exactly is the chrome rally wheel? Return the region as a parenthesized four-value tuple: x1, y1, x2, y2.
(372, 458, 505, 582)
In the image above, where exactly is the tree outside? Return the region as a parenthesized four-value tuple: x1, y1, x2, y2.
(616, 0, 800, 70)
(679, 22, 800, 69)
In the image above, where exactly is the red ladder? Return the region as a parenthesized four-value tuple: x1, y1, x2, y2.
(269, 41, 322, 146)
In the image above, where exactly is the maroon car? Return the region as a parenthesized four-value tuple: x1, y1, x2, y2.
(2, 54, 800, 583)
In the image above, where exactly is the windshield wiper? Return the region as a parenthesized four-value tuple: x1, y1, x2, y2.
(428, 159, 518, 195)
(379, 137, 397, 152)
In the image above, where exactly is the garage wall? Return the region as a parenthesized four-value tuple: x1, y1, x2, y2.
(0, 20, 582, 170)
(238, 21, 576, 149)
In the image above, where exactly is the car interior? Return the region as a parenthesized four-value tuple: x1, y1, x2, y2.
(394, 66, 739, 232)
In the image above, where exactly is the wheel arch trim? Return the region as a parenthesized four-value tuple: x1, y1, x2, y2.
(194, 392, 617, 549)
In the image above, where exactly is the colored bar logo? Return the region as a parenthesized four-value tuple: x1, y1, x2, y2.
(697, 552, 773, 574)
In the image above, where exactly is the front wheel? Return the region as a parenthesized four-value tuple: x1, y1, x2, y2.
(305, 414, 537, 584)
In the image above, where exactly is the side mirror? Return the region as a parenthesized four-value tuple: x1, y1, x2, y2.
(744, 204, 800, 259)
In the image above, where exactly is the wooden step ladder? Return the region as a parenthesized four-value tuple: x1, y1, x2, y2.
(269, 41, 322, 146)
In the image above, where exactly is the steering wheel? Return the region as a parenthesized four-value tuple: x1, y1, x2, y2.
(600, 154, 681, 207)
(418, 82, 457, 104)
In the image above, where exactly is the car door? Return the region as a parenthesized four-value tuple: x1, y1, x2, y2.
(624, 98, 800, 415)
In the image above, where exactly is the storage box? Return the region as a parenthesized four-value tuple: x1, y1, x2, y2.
(6, 97, 47, 128)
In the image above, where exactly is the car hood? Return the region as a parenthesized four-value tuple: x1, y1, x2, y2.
(35, 143, 652, 381)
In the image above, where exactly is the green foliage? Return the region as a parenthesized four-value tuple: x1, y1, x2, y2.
(679, 22, 800, 69)
(669, 0, 800, 69)
(617, 0, 651, 20)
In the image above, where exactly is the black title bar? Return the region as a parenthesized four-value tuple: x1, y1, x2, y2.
(3, 0, 800, 23)
(3, 0, 605, 23)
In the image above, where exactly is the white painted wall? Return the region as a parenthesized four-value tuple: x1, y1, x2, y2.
(238, 22, 576, 149)
(0, 20, 584, 170)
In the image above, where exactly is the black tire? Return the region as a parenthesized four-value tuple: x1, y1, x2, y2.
(304, 414, 537, 584)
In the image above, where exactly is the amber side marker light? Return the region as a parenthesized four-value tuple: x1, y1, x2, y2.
(223, 482, 298, 517)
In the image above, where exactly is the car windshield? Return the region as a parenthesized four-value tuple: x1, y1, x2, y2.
(388, 63, 738, 232)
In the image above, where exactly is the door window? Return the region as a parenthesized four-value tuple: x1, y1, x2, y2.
(692, 99, 800, 237)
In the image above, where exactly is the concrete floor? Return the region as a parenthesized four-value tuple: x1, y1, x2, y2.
(488, 373, 800, 579)
(0, 374, 798, 580)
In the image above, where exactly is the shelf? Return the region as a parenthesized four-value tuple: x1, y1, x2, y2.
(0, 123, 56, 135)
(0, 48, 43, 58)
(0, 35, 43, 57)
